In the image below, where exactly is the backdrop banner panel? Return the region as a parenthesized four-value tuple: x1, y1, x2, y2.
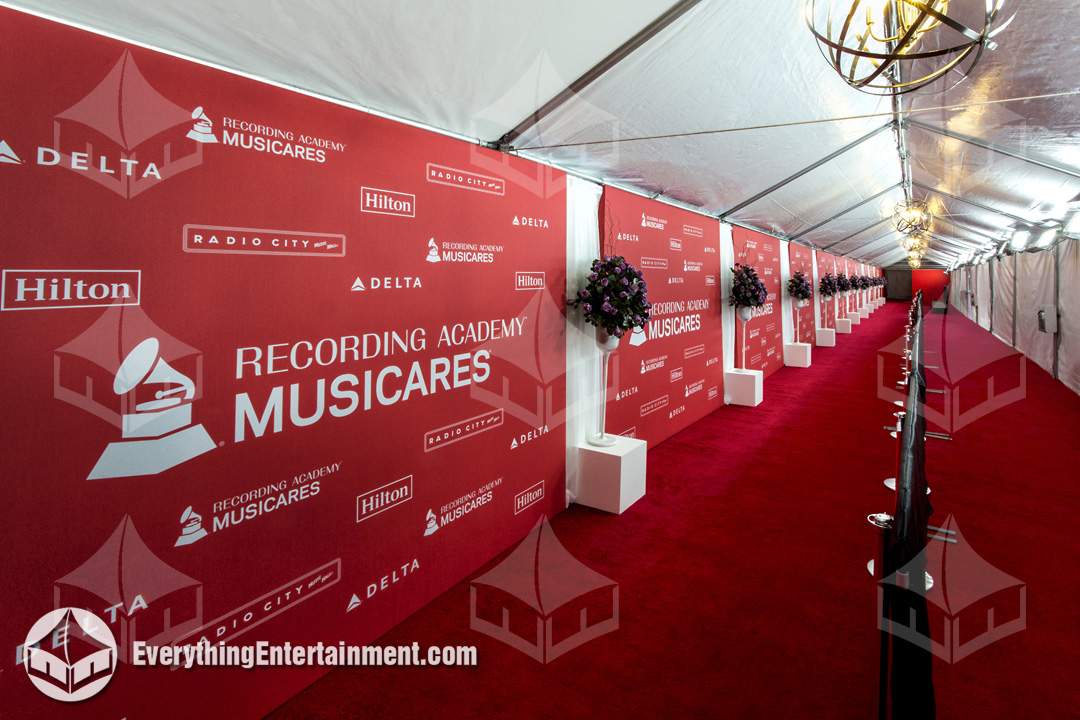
(0, 9, 567, 718)
(912, 269, 949, 307)
(787, 243, 815, 344)
(598, 187, 724, 447)
(730, 227, 784, 377)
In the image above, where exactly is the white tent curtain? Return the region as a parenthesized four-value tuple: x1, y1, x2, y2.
(975, 263, 993, 331)
(779, 240, 793, 346)
(564, 175, 604, 505)
(719, 223, 736, 376)
(1015, 249, 1057, 376)
(1055, 239, 1080, 395)
(991, 255, 1016, 348)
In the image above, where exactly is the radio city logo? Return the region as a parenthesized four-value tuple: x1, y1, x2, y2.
(21, 608, 118, 702)
(357, 476, 413, 523)
(683, 224, 703, 238)
(639, 257, 668, 270)
(878, 516, 1026, 663)
(361, 186, 415, 217)
(2, 270, 141, 311)
(512, 215, 550, 229)
(470, 516, 618, 663)
(9, 50, 212, 198)
(515, 272, 545, 291)
(53, 305, 215, 480)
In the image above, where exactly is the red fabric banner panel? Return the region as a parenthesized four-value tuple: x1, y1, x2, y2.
(0, 8, 567, 719)
(815, 250, 838, 330)
(912, 268, 950, 304)
(731, 227, 784, 378)
(598, 187, 724, 447)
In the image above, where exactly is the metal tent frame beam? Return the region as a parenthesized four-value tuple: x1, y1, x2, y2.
(914, 182, 1034, 226)
(495, 0, 705, 150)
(909, 120, 1080, 180)
(789, 183, 902, 242)
(822, 216, 893, 249)
(718, 123, 894, 220)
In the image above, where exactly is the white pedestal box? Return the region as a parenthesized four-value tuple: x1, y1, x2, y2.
(724, 369, 763, 407)
(816, 328, 836, 346)
(836, 318, 852, 334)
(783, 342, 812, 367)
(847, 312, 861, 325)
(576, 436, 647, 514)
(859, 307, 870, 319)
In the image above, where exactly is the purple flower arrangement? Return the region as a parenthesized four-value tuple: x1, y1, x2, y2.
(729, 263, 768, 308)
(787, 271, 813, 302)
(836, 273, 852, 293)
(568, 255, 651, 338)
(819, 272, 839, 297)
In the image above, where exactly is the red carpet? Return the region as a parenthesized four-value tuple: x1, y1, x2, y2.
(271, 303, 1080, 719)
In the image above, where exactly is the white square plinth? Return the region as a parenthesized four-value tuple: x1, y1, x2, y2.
(836, 318, 852, 334)
(847, 312, 861, 325)
(784, 342, 812, 367)
(859, 307, 870, 319)
(724, 369, 763, 407)
(816, 328, 836, 346)
(577, 437, 647, 514)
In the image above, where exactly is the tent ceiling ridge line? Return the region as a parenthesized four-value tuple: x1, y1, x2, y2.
(908, 119, 1080, 180)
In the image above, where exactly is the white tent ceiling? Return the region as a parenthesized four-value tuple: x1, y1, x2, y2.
(8, 0, 1080, 268)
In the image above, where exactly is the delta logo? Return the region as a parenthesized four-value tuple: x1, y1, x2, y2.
(361, 187, 415, 217)
(2, 270, 141, 311)
(668, 405, 685, 419)
(350, 275, 422, 291)
(668, 277, 684, 285)
(616, 386, 638, 401)
(617, 232, 640, 242)
(8, 50, 216, 199)
(510, 424, 549, 449)
(512, 216, 549, 229)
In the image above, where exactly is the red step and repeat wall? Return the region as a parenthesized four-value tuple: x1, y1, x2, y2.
(787, 243, 815, 345)
(912, 268, 949, 304)
(1, 9, 568, 719)
(815, 249, 839, 329)
(599, 188, 724, 447)
(730, 227, 784, 377)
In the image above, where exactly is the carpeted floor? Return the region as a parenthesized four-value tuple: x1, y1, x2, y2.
(271, 302, 1080, 719)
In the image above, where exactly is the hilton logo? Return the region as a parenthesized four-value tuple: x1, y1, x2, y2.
(669, 238, 682, 251)
(356, 476, 412, 523)
(2, 270, 140, 311)
(515, 272, 545, 290)
(514, 481, 544, 515)
(361, 187, 415, 217)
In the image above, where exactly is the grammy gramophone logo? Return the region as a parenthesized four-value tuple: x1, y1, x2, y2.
(54, 304, 216, 480)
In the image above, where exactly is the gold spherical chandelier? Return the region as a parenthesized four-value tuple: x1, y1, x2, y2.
(805, 0, 1019, 95)
(894, 200, 932, 234)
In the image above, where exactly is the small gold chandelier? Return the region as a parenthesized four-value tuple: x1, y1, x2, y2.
(894, 200, 932, 234)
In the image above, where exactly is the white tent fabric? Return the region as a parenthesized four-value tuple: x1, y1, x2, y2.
(975, 263, 992, 332)
(991, 256, 1016, 348)
(564, 176, 604, 504)
(3, 0, 676, 142)
(1015, 250, 1057, 375)
(1057, 240, 1080, 395)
